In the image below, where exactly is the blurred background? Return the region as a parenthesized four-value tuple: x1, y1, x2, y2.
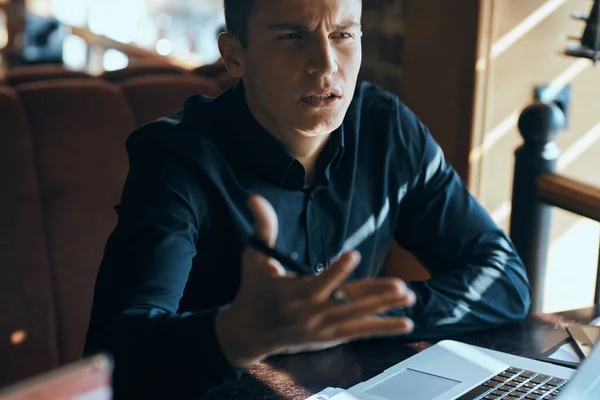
(0, 0, 225, 72)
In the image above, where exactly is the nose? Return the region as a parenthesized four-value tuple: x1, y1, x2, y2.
(306, 37, 339, 77)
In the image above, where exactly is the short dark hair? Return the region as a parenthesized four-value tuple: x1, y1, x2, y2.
(224, 0, 362, 48)
(223, 0, 256, 48)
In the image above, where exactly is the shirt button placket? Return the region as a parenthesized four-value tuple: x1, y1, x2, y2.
(305, 188, 326, 275)
(314, 263, 325, 274)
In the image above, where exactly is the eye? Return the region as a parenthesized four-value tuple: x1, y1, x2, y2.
(280, 32, 303, 40)
(332, 32, 354, 40)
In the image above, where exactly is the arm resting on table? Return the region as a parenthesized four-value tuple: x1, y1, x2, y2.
(386, 102, 532, 340)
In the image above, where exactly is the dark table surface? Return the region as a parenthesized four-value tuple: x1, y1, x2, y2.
(201, 306, 600, 399)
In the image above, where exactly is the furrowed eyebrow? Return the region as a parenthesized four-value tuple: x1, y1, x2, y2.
(333, 21, 362, 31)
(268, 23, 310, 32)
(267, 21, 361, 32)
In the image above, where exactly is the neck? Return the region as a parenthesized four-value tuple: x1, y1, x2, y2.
(244, 89, 332, 184)
(294, 135, 331, 184)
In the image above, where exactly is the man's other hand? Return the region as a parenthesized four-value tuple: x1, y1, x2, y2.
(215, 195, 416, 368)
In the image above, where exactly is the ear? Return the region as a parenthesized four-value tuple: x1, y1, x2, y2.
(218, 32, 246, 78)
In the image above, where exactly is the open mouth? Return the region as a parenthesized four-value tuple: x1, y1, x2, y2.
(303, 94, 337, 100)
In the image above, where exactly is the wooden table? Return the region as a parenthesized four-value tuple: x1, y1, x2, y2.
(201, 306, 600, 399)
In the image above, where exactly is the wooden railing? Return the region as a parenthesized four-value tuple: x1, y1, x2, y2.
(0, 5, 198, 73)
(70, 26, 166, 62)
(509, 101, 600, 312)
(68, 26, 201, 71)
(538, 174, 600, 223)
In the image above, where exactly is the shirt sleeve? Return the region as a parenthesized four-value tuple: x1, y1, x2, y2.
(387, 100, 532, 340)
(84, 130, 242, 399)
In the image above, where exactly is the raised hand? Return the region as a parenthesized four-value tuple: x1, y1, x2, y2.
(215, 196, 415, 368)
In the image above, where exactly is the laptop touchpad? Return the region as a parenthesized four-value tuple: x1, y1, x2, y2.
(364, 368, 461, 400)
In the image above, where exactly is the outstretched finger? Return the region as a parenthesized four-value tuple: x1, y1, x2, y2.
(319, 293, 409, 326)
(310, 251, 361, 302)
(327, 316, 414, 342)
(341, 278, 416, 308)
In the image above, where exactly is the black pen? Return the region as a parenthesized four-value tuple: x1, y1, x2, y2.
(248, 235, 353, 303)
(247, 235, 305, 271)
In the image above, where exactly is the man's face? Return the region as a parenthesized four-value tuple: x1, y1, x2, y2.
(240, 0, 362, 138)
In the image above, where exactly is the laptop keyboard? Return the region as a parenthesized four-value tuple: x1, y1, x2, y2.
(456, 367, 569, 399)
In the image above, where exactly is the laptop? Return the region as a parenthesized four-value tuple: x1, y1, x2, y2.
(346, 339, 600, 399)
(0, 354, 113, 400)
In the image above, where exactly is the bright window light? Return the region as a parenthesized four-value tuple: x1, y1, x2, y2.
(156, 38, 172, 56)
(0, 9, 7, 50)
(62, 33, 87, 70)
(50, 0, 91, 27)
(103, 48, 129, 71)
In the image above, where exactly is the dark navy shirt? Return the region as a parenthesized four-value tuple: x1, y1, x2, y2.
(85, 82, 531, 399)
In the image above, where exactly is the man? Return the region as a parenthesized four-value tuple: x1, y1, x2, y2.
(84, 0, 531, 398)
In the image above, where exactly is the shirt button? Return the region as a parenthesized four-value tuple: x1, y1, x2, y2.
(314, 263, 325, 274)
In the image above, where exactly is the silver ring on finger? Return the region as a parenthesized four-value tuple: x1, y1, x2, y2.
(332, 289, 354, 304)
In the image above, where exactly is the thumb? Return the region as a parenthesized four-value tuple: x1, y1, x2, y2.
(243, 195, 286, 277)
(248, 195, 278, 246)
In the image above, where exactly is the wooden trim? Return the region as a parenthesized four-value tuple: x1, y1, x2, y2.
(468, 0, 495, 197)
(70, 26, 161, 60)
(401, 0, 481, 183)
(2, 0, 25, 54)
(69, 26, 198, 70)
(537, 173, 600, 222)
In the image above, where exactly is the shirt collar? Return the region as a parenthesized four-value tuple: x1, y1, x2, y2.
(226, 82, 344, 190)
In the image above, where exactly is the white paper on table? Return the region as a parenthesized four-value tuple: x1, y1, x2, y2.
(546, 317, 600, 365)
(330, 392, 362, 400)
(305, 387, 347, 400)
(547, 318, 600, 364)
(548, 340, 583, 364)
(304, 387, 365, 400)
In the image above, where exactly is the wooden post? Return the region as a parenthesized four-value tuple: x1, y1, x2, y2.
(596, 241, 600, 305)
(2, 0, 26, 66)
(509, 102, 566, 312)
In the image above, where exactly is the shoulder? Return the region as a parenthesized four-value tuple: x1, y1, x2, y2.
(353, 81, 397, 112)
(349, 81, 445, 178)
(126, 94, 222, 150)
(119, 96, 224, 226)
(352, 82, 425, 135)
(124, 91, 232, 173)
(350, 81, 433, 151)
